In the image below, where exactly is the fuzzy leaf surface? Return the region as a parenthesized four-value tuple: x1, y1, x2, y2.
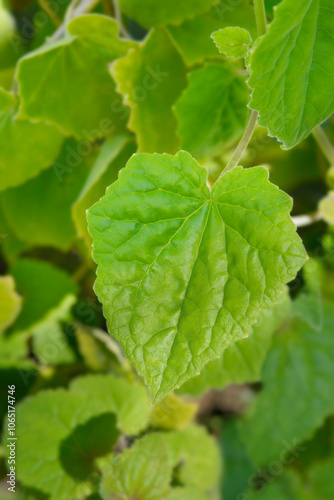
(87, 151, 306, 403)
(248, 0, 334, 149)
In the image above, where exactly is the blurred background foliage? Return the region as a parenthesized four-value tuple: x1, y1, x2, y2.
(1, 0, 334, 498)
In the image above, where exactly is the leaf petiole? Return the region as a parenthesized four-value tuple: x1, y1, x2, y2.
(220, 0, 267, 177)
(312, 125, 334, 166)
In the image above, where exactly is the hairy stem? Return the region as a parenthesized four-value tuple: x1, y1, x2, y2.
(219, 0, 267, 178)
(312, 125, 334, 165)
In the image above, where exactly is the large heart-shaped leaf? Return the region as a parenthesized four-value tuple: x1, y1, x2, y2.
(87, 151, 307, 403)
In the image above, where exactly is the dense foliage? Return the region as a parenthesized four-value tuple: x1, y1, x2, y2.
(1, 0, 334, 498)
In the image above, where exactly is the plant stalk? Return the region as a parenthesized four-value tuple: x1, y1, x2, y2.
(219, 0, 267, 178)
(312, 125, 334, 165)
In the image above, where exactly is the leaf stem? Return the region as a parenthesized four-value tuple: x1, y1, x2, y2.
(112, 0, 131, 38)
(254, 0, 268, 37)
(38, 0, 62, 27)
(219, 0, 267, 178)
(49, 0, 100, 41)
(312, 125, 334, 165)
(221, 110, 259, 175)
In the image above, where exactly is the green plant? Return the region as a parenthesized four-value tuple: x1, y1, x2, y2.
(1, 0, 334, 498)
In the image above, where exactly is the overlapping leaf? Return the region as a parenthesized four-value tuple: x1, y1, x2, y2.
(118, 0, 216, 28)
(16, 15, 134, 139)
(87, 151, 306, 403)
(248, 0, 334, 149)
(0, 275, 21, 332)
(0, 88, 63, 191)
(11, 374, 151, 499)
(111, 29, 187, 153)
(0, 139, 96, 251)
(175, 62, 249, 158)
(241, 301, 334, 467)
(10, 259, 77, 332)
(166, 0, 257, 65)
(72, 134, 136, 249)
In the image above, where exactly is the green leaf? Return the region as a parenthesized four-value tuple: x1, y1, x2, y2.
(0, 360, 38, 421)
(168, 488, 210, 500)
(111, 29, 187, 154)
(166, 0, 257, 66)
(0, 275, 21, 332)
(87, 151, 306, 403)
(16, 15, 134, 139)
(32, 295, 78, 366)
(178, 287, 291, 396)
(12, 389, 120, 499)
(211, 27, 252, 58)
(101, 426, 220, 499)
(101, 434, 172, 500)
(163, 426, 221, 491)
(221, 420, 255, 500)
(174, 62, 249, 158)
(70, 374, 151, 435)
(248, 0, 334, 149)
(0, 139, 96, 251)
(118, 0, 216, 28)
(241, 301, 334, 467)
(10, 259, 77, 332)
(72, 134, 136, 249)
(0, 88, 63, 192)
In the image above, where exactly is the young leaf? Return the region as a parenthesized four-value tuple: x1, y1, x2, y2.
(0, 275, 21, 332)
(118, 0, 216, 28)
(174, 62, 249, 158)
(87, 151, 306, 403)
(10, 259, 77, 332)
(0, 139, 96, 251)
(111, 29, 187, 154)
(241, 301, 334, 467)
(178, 287, 291, 396)
(72, 134, 136, 249)
(0, 88, 63, 191)
(248, 0, 334, 149)
(211, 27, 252, 59)
(166, 0, 257, 66)
(16, 15, 134, 139)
